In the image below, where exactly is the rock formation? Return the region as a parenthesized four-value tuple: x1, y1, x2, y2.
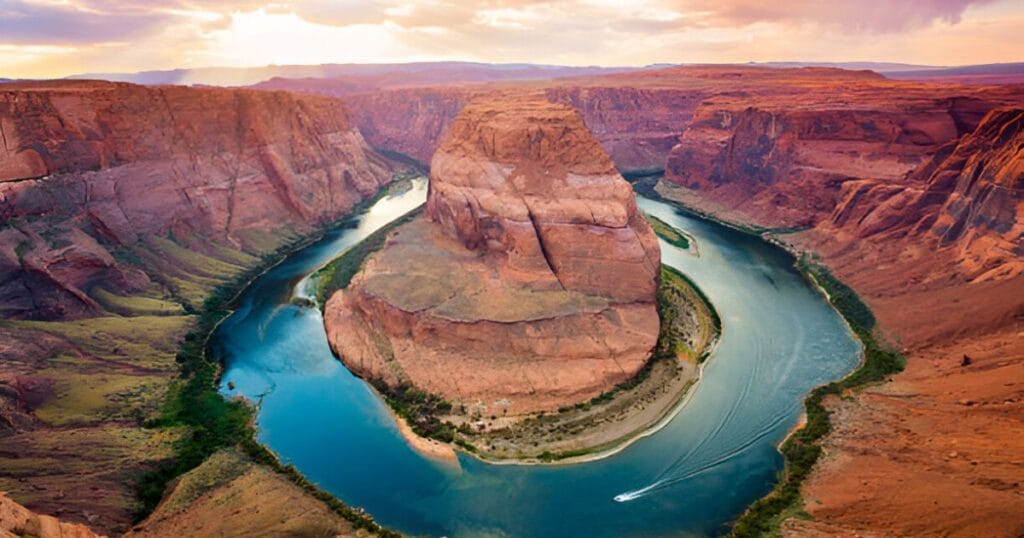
(827, 107, 1024, 280)
(0, 492, 102, 538)
(324, 97, 661, 414)
(0, 80, 400, 534)
(0, 80, 394, 319)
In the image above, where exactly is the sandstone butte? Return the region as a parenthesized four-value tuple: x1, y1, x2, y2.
(324, 97, 662, 415)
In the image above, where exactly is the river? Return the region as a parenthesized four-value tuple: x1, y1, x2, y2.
(213, 177, 861, 537)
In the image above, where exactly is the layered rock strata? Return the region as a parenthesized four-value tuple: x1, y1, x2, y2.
(325, 97, 661, 414)
(0, 80, 394, 319)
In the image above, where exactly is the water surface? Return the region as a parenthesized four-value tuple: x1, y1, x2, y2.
(215, 178, 861, 537)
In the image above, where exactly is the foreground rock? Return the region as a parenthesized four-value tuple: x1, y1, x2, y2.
(126, 449, 367, 537)
(0, 492, 102, 538)
(325, 97, 660, 415)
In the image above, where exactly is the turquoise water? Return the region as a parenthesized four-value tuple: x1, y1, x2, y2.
(214, 178, 861, 537)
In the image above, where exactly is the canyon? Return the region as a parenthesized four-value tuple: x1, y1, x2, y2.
(324, 96, 662, 416)
(267, 65, 1024, 534)
(0, 63, 1022, 536)
(0, 80, 401, 534)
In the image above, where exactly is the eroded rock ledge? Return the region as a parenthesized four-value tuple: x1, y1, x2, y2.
(324, 97, 661, 415)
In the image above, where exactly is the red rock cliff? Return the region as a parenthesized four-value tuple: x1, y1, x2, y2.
(0, 80, 394, 319)
(426, 97, 661, 302)
(324, 97, 660, 414)
(663, 94, 1005, 228)
(825, 107, 1024, 280)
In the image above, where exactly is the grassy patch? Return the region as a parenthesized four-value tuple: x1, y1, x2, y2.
(645, 214, 690, 249)
(32, 369, 168, 426)
(14, 240, 31, 259)
(90, 287, 184, 317)
(730, 259, 904, 537)
(659, 265, 721, 362)
(155, 448, 253, 515)
(9, 315, 191, 372)
(148, 236, 248, 280)
(314, 206, 423, 304)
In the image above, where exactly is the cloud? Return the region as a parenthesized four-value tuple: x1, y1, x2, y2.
(0, 0, 274, 44)
(0, 0, 1020, 79)
(676, 0, 997, 32)
(0, 1, 172, 44)
(289, 0, 394, 26)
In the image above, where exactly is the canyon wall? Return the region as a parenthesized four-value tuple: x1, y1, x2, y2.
(644, 75, 1024, 535)
(267, 78, 707, 173)
(343, 88, 471, 165)
(0, 80, 395, 319)
(0, 80, 399, 534)
(662, 93, 1005, 228)
(325, 97, 661, 414)
(826, 107, 1024, 281)
(776, 105, 1024, 538)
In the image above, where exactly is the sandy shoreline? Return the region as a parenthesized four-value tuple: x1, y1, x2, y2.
(380, 397, 461, 465)
(479, 342, 719, 466)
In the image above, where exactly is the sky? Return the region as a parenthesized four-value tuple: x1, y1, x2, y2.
(1, 0, 1022, 79)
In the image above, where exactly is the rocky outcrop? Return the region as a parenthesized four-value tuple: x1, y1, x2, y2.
(0, 80, 394, 319)
(663, 95, 1007, 229)
(818, 107, 1024, 281)
(325, 97, 660, 414)
(425, 97, 661, 302)
(0, 492, 103, 538)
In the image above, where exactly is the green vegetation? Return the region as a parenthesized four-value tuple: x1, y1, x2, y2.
(10, 315, 192, 372)
(314, 206, 423, 304)
(528, 265, 722, 462)
(90, 286, 184, 317)
(659, 265, 721, 363)
(150, 446, 252, 515)
(32, 369, 168, 426)
(368, 379, 458, 443)
(645, 214, 690, 249)
(797, 257, 876, 330)
(730, 258, 904, 537)
(14, 240, 31, 259)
